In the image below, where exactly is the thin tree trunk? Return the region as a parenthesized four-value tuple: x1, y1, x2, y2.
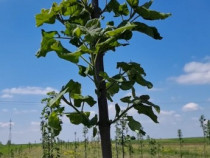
(95, 53, 112, 158)
(91, 1, 112, 158)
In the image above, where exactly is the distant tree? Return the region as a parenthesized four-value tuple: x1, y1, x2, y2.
(115, 121, 121, 158)
(199, 115, 207, 158)
(74, 132, 78, 158)
(83, 126, 88, 158)
(41, 92, 62, 158)
(35, 0, 171, 157)
(148, 138, 157, 158)
(6, 140, 11, 146)
(207, 120, 210, 144)
(177, 129, 183, 158)
(137, 132, 144, 158)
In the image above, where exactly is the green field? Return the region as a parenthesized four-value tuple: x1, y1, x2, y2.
(0, 137, 209, 158)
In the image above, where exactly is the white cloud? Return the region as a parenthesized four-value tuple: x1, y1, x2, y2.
(174, 114, 181, 118)
(1, 86, 58, 98)
(160, 110, 175, 116)
(172, 61, 210, 85)
(182, 102, 200, 112)
(1, 94, 13, 98)
(30, 121, 40, 126)
(0, 121, 14, 128)
(108, 103, 116, 118)
(204, 56, 210, 61)
(2, 109, 8, 112)
(13, 108, 38, 114)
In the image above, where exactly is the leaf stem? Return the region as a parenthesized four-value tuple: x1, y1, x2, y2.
(62, 96, 80, 114)
(54, 37, 71, 40)
(80, 55, 94, 67)
(131, 15, 140, 23)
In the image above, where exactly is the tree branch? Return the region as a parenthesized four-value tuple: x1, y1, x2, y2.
(110, 104, 135, 124)
(131, 15, 140, 23)
(62, 96, 80, 114)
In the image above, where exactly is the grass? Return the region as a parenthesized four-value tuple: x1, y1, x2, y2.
(0, 137, 209, 158)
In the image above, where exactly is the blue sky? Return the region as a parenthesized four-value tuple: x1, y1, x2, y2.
(0, 0, 210, 144)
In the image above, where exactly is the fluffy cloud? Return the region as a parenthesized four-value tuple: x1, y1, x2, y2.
(182, 102, 200, 112)
(160, 110, 175, 116)
(172, 61, 210, 84)
(1, 94, 13, 98)
(1, 86, 58, 98)
(13, 108, 37, 114)
(30, 121, 40, 126)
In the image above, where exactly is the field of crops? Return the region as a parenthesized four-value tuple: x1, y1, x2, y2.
(0, 137, 210, 158)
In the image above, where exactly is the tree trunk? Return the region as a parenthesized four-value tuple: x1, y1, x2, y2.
(92, 0, 112, 158)
(95, 52, 112, 158)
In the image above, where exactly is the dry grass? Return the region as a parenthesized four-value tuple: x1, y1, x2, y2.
(1, 138, 210, 158)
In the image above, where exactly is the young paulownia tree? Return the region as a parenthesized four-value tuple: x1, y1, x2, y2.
(35, 0, 171, 157)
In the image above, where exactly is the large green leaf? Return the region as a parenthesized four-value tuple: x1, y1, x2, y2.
(36, 30, 82, 63)
(105, 23, 136, 37)
(120, 96, 132, 103)
(132, 22, 162, 40)
(66, 112, 90, 125)
(68, 9, 90, 26)
(78, 65, 87, 77)
(135, 76, 153, 89)
(67, 112, 83, 125)
(36, 30, 58, 57)
(79, 44, 94, 54)
(72, 94, 96, 107)
(85, 19, 101, 29)
(143, 100, 160, 113)
(106, 82, 120, 96)
(118, 3, 129, 16)
(89, 115, 98, 127)
(35, 1, 83, 27)
(35, 7, 57, 27)
(48, 87, 68, 107)
(118, 30, 133, 40)
(78, 65, 93, 77)
(142, 0, 153, 9)
(106, 0, 121, 16)
(116, 62, 153, 89)
(115, 103, 121, 118)
(127, 116, 142, 133)
(93, 126, 98, 137)
(51, 41, 82, 63)
(73, 27, 82, 37)
(120, 81, 134, 90)
(64, 22, 78, 36)
(62, 3, 82, 16)
(134, 104, 158, 123)
(135, 6, 171, 20)
(70, 37, 83, 47)
(126, 0, 139, 8)
(96, 37, 124, 53)
(117, 62, 146, 75)
(65, 79, 81, 96)
(48, 112, 62, 136)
